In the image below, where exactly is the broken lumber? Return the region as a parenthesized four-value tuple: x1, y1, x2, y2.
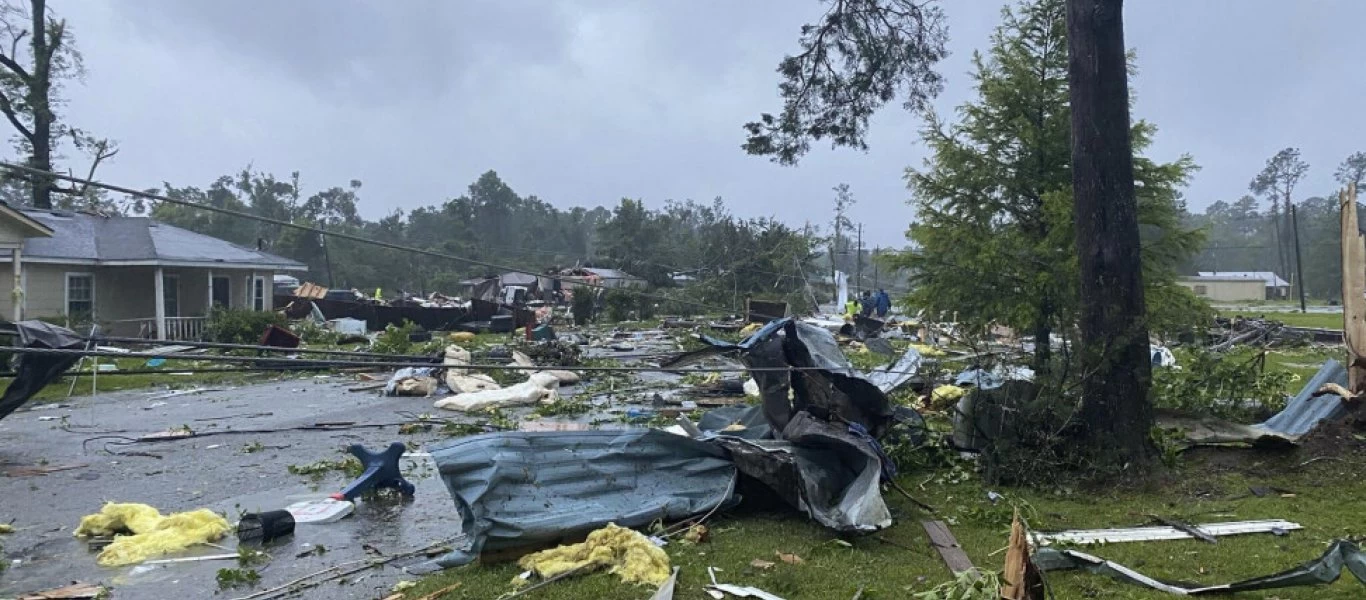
(922, 520, 979, 580)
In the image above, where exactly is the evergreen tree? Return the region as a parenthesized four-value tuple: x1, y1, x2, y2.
(887, 0, 1205, 373)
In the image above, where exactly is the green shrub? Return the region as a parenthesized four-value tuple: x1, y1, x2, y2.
(371, 320, 443, 355)
(293, 320, 344, 345)
(602, 289, 636, 322)
(571, 289, 597, 325)
(204, 307, 286, 344)
(1151, 348, 1295, 420)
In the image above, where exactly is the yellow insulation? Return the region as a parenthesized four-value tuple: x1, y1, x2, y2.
(910, 343, 947, 357)
(74, 502, 231, 566)
(517, 523, 671, 587)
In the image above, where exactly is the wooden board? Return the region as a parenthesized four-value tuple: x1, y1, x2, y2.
(922, 520, 978, 579)
(1341, 183, 1366, 393)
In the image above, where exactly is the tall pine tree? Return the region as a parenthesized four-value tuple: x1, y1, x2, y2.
(887, 0, 1204, 373)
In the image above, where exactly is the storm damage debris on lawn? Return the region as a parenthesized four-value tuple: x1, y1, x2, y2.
(423, 318, 928, 570)
(1154, 359, 1354, 446)
(426, 429, 736, 568)
(517, 523, 672, 587)
(1033, 539, 1366, 595)
(1030, 519, 1302, 546)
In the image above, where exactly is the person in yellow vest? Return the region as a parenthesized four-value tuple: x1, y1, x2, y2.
(844, 297, 860, 320)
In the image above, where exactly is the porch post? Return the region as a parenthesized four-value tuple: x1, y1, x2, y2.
(207, 269, 214, 312)
(154, 267, 166, 340)
(10, 247, 20, 321)
(250, 270, 257, 310)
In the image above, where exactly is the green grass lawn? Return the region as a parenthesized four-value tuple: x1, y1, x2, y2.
(1218, 309, 1344, 330)
(394, 337, 1364, 600)
(399, 450, 1366, 600)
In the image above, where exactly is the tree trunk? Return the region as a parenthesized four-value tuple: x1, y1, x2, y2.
(1065, 0, 1153, 466)
(28, 0, 53, 210)
(1032, 282, 1054, 375)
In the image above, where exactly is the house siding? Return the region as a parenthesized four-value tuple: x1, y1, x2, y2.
(0, 219, 32, 246)
(10, 264, 278, 332)
(1177, 278, 1265, 302)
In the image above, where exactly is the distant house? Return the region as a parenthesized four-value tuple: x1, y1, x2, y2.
(1194, 271, 1290, 300)
(1179, 273, 1283, 302)
(557, 267, 646, 290)
(0, 207, 307, 340)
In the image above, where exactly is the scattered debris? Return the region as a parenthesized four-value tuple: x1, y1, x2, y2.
(18, 582, 108, 600)
(923, 520, 980, 580)
(429, 429, 735, 567)
(1, 463, 87, 477)
(73, 502, 232, 566)
(1033, 539, 1366, 594)
(650, 567, 680, 600)
(1001, 510, 1044, 600)
(433, 371, 560, 412)
(331, 442, 415, 501)
(1031, 519, 1302, 546)
(518, 523, 672, 586)
(236, 510, 295, 543)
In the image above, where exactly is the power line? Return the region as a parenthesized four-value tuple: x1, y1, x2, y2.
(0, 162, 739, 315)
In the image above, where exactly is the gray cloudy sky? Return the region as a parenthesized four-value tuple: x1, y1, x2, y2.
(44, 0, 1366, 246)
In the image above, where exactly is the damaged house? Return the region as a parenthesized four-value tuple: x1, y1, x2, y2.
(0, 206, 307, 340)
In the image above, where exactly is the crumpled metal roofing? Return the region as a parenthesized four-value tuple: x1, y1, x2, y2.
(1258, 359, 1348, 437)
(428, 429, 737, 568)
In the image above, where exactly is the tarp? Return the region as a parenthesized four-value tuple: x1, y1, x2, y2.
(713, 411, 892, 533)
(0, 320, 85, 420)
(428, 429, 737, 568)
(686, 318, 897, 439)
(1033, 539, 1366, 595)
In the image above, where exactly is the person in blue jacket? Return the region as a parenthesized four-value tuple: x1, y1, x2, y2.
(875, 289, 891, 318)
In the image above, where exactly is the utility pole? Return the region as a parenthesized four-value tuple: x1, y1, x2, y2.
(873, 246, 880, 290)
(855, 223, 863, 293)
(1291, 203, 1307, 312)
(831, 220, 840, 291)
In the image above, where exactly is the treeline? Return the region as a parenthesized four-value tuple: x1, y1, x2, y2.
(1182, 149, 1366, 302)
(141, 169, 822, 311)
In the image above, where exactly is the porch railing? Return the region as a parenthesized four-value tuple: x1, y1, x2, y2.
(112, 316, 209, 341)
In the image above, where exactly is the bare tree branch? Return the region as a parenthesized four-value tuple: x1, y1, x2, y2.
(0, 86, 31, 139)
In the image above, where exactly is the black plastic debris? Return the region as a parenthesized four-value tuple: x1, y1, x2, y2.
(237, 510, 295, 543)
(0, 320, 86, 421)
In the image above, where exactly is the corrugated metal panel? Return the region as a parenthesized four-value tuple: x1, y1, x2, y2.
(429, 429, 736, 568)
(1259, 359, 1349, 437)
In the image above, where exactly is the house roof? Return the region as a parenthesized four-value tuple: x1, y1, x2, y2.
(13, 209, 308, 270)
(1196, 271, 1289, 288)
(581, 267, 642, 280)
(0, 202, 53, 237)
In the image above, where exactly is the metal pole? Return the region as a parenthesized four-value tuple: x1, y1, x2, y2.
(855, 223, 863, 293)
(1291, 203, 1307, 312)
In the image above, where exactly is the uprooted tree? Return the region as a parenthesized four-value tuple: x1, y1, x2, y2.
(886, 0, 1204, 377)
(0, 0, 115, 210)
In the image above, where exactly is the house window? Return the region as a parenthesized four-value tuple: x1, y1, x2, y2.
(251, 276, 266, 311)
(65, 273, 94, 320)
(211, 276, 231, 307)
(163, 275, 180, 317)
(1193, 285, 1208, 296)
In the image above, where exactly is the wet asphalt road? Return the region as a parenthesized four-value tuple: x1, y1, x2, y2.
(0, 376, 475, 600)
